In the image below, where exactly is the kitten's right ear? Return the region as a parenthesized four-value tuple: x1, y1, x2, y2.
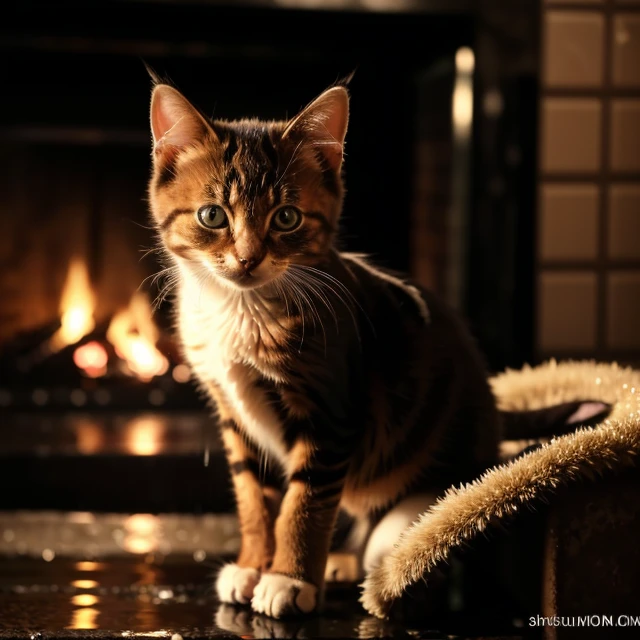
(150, 85, 214, 164)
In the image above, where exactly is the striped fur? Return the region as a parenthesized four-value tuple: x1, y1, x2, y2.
(147, 82, 499, 617)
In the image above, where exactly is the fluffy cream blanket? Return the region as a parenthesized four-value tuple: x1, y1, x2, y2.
(360, 360, 640, 618)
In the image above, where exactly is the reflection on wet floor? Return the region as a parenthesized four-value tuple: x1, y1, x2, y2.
(0, 512, 518, 639)
(0, 554, 422, 638)
(0, 511, 424, 638)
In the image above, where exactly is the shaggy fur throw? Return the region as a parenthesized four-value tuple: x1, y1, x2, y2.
(361, 360, 640, 619)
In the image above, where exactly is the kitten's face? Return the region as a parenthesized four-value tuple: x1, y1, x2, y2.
(148, 85, 348, 291)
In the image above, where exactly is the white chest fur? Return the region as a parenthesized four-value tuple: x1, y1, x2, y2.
(177, 269, 289, 464)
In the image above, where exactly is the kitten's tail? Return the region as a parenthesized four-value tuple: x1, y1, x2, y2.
(499, 400, 611, 441)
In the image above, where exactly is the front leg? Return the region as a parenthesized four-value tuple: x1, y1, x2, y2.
(216, 419, 281, 605)
(252, 441, 349, 618)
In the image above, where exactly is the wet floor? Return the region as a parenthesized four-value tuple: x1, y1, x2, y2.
(0, 555, 439, 639)
(0, 512, 524, 639)
(0, 554, 400, 638)
(0, 512, 425, 639)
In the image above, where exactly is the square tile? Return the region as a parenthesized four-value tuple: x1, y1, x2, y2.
(612, 14, 640, 87)
(606, 271, 640, 349)
(539, 184, 599, 260)
(538, 271, 597, 351)
(544, 11, 604, 87)
(608, 185, 640, 259)
(542, 99, 602, 173)
(610, 100, 640, 172)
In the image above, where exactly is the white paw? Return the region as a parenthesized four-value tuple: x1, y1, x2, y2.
(251, 573, 317, 618)
(216, 563, 260, 605)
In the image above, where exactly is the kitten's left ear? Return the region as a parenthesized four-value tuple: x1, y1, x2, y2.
(150, 84, 215, 164)
(282, 86, 349, 171)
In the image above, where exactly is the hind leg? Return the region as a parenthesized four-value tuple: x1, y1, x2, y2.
(325, 515, 372, 583)
(363, 493, 439, 573)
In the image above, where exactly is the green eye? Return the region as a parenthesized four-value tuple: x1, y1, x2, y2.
(271, 206, 302, 232)
(197, 205, 228, 229)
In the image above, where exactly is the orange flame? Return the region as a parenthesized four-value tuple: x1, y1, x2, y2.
(50, 259, 96, 351)
(106, 292, 168, 381)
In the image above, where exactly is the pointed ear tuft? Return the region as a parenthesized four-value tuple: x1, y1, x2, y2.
(143, 61, 164, 87)
(283, 86, 349, 171)
(150, 85, 213, 165)
(335, 69, 356, 88)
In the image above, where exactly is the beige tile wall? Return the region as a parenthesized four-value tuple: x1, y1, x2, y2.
(538, 0, 640, 363)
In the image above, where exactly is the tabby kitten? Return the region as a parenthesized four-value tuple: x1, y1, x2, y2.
(147, 80, 501, 618)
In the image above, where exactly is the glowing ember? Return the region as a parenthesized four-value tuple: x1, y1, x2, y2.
(172, 364, 191, 383)
(50, 259, 96, 351)
(73, 341, 109, 378)
(125, 416, 165, 456)
(106, 292, 169, 381)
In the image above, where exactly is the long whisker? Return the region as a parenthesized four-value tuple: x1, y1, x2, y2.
(286, 272, 327, 355)
(295, 264, 376, 339)
(279, 272, 307, 352)
(139, 265, 176, 291)
(288, 265, 367, 348)
(152, 272, 180, 311)
(295, 272, 339, 330)
(138, 245, 164, 262)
